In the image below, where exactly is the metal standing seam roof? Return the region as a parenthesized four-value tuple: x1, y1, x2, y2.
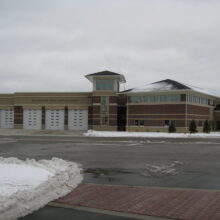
(121, 79, 219, 97)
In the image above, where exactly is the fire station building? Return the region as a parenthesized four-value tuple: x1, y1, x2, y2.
(0, 70, 220, 132)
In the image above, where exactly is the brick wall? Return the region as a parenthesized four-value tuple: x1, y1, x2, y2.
(128, 104, 212, 127)
(14, 106, 23, 125)
(109, 96, 117, 127)
(128, 104, 186, 114)
(90, 96, 118, 128)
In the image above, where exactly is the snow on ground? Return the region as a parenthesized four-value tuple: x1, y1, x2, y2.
(85, 130, 220, 138)
(142, 161, 183, 177)
(0, 157, 82, 220)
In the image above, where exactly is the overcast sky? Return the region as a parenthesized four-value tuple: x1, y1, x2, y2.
(0, 0, 220, 94)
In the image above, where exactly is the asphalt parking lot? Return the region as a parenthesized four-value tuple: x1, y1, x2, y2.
(1, 135, 220, 189)
(1, 135, 220, 220)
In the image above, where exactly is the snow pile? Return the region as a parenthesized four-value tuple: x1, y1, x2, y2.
(85, 130, 220, 138)
(0, 157, 82, 220)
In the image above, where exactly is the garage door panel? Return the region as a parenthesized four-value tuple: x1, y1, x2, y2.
(0, 110, 14, 128)
(68, 109, 88, 130)
(46, 110, 64, 130)
(23, 109, 42, 130)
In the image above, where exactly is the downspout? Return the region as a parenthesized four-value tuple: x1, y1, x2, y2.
(126, 96, 129, 132)
(185, 92, 188, 133)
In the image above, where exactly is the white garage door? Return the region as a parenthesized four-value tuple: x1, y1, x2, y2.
(23, 109, 42, 130)
(68, 109, 88, 130)
(45, 110, 64, 130)
(0, 109, 14, 128)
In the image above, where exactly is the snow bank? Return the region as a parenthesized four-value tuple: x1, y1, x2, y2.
(85, 130, 220, 138)
(0, 157, 82, 220)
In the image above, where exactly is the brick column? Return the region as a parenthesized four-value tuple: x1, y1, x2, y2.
(14, 106, 23, 129)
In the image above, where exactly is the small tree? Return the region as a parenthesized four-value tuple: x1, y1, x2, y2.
(203, 120, 211, 133)
(189, 120, 197, 133)
(169, 121, 176, 133)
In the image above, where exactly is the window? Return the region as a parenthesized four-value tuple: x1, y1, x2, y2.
(140, 96, 148, 103)
(130, 96, 139, 103)
(96, 80, 114, 91)
(134, 120, 144, 126)
(201, 98, 207, 105)
(209, 99, 214, 106)
(101, 113, 108, 125)
(164, 120, 170, 126)
(193, 96, 196, 103)
(130, 94, 182, 103)
(171, 95, 181, 102)
(101, 96, 109, 125)
(150, 96, 158, 103)
(188, 95, 209, 105)
(164, 120, 175, 127)
(160, 95, 169, 103)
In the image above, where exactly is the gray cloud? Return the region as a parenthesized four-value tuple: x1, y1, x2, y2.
(0, 0, 220, 95)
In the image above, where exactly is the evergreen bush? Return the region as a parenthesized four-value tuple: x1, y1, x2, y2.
(203, 120, 211, 133)
(189, 120, 197, 133)
(169, 121, 176, 133)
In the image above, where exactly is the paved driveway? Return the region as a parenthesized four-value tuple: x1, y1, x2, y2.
(1, 135, 220, 220)
(1, 135, 220, 189)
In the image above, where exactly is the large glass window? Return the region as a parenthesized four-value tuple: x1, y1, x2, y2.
(140, 96, 148, 103)
(150, 96, 158, 103)
(160, 95, 169, 102)
(187, 95, 209, 105)
(101, 96, 109, 125)
(129, 94, 183, 103)
(171, 94, 181, 102)
(130, 96, 139, 103)
(96, 80, 114, 91)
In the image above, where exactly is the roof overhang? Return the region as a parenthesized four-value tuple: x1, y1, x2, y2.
(85, 74, 126, 83)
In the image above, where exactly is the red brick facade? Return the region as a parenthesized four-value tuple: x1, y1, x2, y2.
(109, 96, 117, 127)
(92, 96, 101, 103)
(187, 105, 210, 115)
(14, 106, 23, 125)
(128, 104, 212, 127)
(89, 96, 118, 128)
(129, 104, 186, 114)
(109, 96, 117, 103)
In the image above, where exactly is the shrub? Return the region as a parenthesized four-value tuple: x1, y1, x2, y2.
(203, 120, 211, 133)
(169, 121, 176, 133)
(189, 120, 197, 133)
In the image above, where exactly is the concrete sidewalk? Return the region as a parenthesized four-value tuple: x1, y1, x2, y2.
(55, 183, 220, 220)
